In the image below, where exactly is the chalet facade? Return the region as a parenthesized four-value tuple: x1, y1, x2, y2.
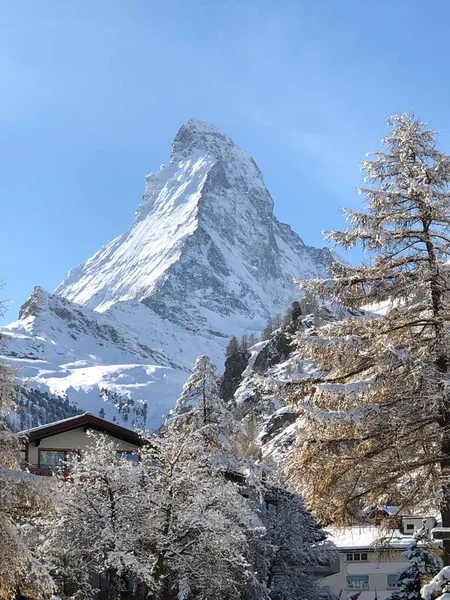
(324, 516, 439, 600)
(19, 412, 143, 475)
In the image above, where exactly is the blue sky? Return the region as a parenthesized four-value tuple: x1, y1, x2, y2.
(3, 0, 450, 323)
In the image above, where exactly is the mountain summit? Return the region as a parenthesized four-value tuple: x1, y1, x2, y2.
(2, 120, 332, 430)
(57, 119, 331, 333)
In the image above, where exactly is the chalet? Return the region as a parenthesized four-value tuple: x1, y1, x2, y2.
(323, 516, 439, 600)
(19, 412, 143, 475)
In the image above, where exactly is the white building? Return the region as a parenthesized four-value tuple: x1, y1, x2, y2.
(324, 516, 438, 600)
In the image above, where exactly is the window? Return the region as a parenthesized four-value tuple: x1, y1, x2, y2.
(387, 574, 402, 588)
(39, 449, 79, 468)
(406, 523, 415, 531)
(347, 575, 369, 590)
(116, 450, 139, 464)
(346, 552, 368, 561)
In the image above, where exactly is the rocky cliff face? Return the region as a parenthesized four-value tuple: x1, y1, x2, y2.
(226, 299, 366, 461)
(1, 120, 333, 430)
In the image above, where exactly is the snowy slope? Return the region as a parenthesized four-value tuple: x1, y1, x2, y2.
(1, 287, 189, 430)
(1, 119, 333, 431)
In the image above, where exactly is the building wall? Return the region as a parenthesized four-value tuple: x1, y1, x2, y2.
(402, 517, 436, 534)
(325, 549, 409, 600)
(26, 426, 139, 465)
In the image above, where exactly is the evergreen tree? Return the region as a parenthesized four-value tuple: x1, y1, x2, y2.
(263, 487, 336, 600)
(174, 355, 233, 449)
(285, 115, 450, 561)
(388, 522, 440, 600)
(421, 565, 450, 600)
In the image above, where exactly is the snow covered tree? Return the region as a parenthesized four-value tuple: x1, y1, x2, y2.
(421, 565, 450, 600)
(263, 486, 336, 600)
(40, 433, 150, 600)
(285, 115, 450, 561)
(41, 423, 271, 600)
(137, 424, 269, 600)
(387, 522, 440, 600)
(175, 355, 220, 423)
(174, 354, 234, 451)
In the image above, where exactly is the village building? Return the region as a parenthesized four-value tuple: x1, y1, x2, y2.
(324, 516, 438, 600)
(19, 412, 143, 475)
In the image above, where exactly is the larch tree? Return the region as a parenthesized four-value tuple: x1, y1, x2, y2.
(226, 335, 240, 357)
(240, 334, 249, 352)
(285, 114, 450, 561)
(262, 317, 275, 341)
(387, 522, 440, 600)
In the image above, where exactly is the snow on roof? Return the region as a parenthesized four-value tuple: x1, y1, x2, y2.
(18, 412, 143, 446)
(326, 526, 415, 551)
(19, 412, 93, 434)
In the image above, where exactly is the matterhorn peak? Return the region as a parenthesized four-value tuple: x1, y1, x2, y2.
(3, 120, 333, 431)
(171, 119, 235, 160)
(56, 119, 331, 317)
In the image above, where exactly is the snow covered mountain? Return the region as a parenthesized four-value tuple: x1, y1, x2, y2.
(1, 119, 333, 431)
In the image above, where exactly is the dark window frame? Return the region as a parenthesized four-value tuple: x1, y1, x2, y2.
(38, 448, 80, 468)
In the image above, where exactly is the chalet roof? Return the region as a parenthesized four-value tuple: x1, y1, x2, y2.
(18, 413, 143, 447)
(325, 526, 414, 551)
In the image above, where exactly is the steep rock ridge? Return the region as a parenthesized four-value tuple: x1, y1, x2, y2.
(229, 300, 367, 461)
(2, 119, 333, 430)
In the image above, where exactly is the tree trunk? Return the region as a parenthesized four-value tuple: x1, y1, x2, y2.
(136, 581, 150, 600)
(439, 355, 450, 566)
(202, 379, 207, 425)
(107, 570, 121, 600)
(421, 215, 450, 564)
